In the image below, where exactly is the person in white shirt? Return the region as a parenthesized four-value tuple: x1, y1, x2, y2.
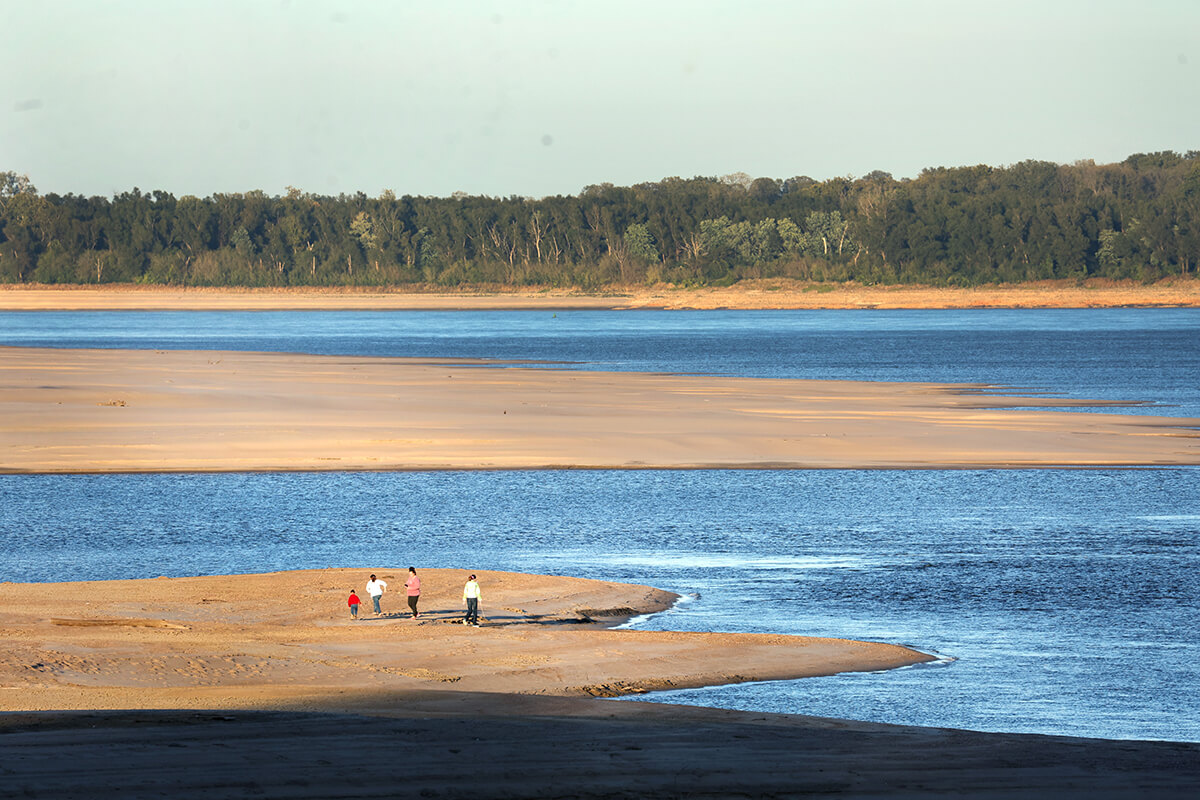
(462, 574, 482, 626)
(365, 574, 387, 615)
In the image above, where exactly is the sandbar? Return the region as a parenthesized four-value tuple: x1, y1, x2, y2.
(0, 569, 930, 712)
(2, 345, 1198, 472)
(1, 278, 1199, 310)
(2, 569, 1197, 798)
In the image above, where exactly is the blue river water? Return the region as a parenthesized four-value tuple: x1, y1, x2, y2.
(1, 308, 1198, 742)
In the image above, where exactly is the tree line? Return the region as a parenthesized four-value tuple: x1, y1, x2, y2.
(2, 151, 1198, 289)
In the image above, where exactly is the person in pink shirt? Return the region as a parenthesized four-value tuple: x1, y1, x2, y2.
(405, 566, 421, 618)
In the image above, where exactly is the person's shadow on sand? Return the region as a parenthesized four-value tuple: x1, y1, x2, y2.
(352, 607, 609, 627)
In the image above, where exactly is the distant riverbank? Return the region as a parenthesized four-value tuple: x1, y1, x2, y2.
(2, 277, 1198, 310)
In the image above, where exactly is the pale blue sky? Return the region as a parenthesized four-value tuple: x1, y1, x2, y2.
(2, 0, 1197, 198)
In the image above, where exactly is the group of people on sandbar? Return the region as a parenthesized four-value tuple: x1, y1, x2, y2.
(346, 568, 482, 626)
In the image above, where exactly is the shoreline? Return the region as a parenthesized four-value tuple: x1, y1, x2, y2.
(3, 569, 1197, 798)
(2, 277, 1199, 310)
(3, 346, 1198, 473)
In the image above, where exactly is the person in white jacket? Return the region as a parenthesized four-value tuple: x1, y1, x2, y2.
(462, 574, 482, 626)
(365, 574, 387, 615)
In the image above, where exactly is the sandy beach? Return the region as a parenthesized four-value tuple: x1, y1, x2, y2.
(4, 292, 1200, 797)
(2, 569, 1197, 798)
(2, 345, 1198, 473)
(1, 278, 1198, 310)
(0, 569, 930, 713)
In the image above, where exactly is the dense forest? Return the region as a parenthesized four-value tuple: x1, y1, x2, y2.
(2, 151, 1198, 289)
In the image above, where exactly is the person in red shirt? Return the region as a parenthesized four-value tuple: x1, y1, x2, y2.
(405, 567, 421, 619)
(348, 590, 361, 619)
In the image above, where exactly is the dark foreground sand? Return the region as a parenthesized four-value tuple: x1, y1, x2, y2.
(5, 702, 1200, 800)
(1, 570, 1197, 798)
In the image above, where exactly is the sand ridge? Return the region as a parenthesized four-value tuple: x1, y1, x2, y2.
(2, 345, 1198, 473)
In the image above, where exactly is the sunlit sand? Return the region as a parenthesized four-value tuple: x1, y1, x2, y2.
(1, 279, 1198, 310)
(0, 568, 931, 712)
(2, 345, 1197, 473)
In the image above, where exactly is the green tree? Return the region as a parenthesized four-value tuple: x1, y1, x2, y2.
(624, 223, 660, 263)
(350, 211, 377, 252)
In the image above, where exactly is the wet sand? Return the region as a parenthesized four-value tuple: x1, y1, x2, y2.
(2, 570, 1196, 798)
(1, 278, 1198, 310)
(2, 345, 1198, 473)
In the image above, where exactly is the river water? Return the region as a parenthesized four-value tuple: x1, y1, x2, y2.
(1, 308, 1197, 742)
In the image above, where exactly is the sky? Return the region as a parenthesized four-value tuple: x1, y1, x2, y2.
(2, 0, 1198, 199)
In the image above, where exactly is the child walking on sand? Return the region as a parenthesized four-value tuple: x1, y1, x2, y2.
(405, 567, 421, 618)
(348, 590, 361, 619)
